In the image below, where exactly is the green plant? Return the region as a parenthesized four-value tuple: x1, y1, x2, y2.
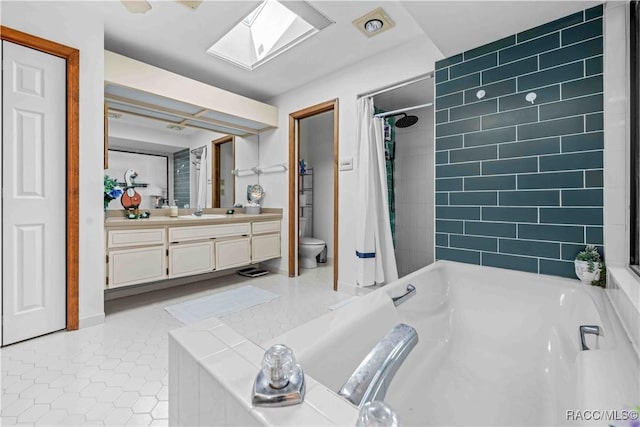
(592, 262, 606, 288)
(575, 245, 601, 273)
(104, 175, 123, 209)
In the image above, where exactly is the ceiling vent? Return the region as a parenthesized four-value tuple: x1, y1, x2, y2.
(353, 7, 395, 38)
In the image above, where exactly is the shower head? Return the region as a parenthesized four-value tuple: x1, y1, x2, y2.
(394, 113, 419, 128)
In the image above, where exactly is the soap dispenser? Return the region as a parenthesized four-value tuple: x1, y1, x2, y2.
(170, 200, 178, 217)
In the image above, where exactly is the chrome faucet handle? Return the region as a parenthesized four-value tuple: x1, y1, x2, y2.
(356, 401, 400, 427)
(252, 344, 305, 407)
(580, 325, 601, 351)
(392, 284, 416, 307)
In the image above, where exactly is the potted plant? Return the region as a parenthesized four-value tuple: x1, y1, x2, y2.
(574, 245, 603, 285)
(104, 175, 123, 211)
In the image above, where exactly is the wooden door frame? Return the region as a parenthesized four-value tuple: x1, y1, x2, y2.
(211, 135, 235, 208)
(1, 26, 80, 331)
(288, 99, 339, 291)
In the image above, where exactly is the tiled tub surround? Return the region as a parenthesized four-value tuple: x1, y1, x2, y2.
(169, 318, 359, 426)
(171, 261, 639, 426)
(434, 5, 604, 278)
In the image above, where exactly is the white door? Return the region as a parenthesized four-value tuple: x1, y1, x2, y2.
(2, 41, 67, 345)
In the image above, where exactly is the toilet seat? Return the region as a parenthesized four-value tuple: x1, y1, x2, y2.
(300, 237, 324, 245)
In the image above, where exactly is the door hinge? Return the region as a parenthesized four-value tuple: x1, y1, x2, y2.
(166, 268, 169, 275)
(106, 255, 109, 264)
(166, 249, 169, 256)
(106, 276, 109, 286)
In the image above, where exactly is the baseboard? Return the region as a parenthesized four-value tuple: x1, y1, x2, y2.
(79, 312, 105, 328)
(104, 268, 241, 301)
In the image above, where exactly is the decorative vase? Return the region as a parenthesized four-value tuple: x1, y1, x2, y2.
(574, 260, 601, 285)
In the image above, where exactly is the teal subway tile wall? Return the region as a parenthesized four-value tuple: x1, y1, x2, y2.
(173, 149, 190, 207)
(434, 5, 604, 278)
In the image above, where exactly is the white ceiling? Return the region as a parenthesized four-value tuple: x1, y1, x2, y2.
(374, 77, 434, 112)
(95, 0, 600, 103)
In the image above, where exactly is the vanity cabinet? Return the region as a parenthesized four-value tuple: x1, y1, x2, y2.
(215, 237, 251, 270)
(251, 220, 281, 262)
(168, 241, 215, 278)
(105, 216, 281, 290)
(106, 228, 167, 289)
(169, 223, 250, 274)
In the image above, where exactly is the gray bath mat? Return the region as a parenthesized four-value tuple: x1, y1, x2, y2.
(165, 285, 279, 325)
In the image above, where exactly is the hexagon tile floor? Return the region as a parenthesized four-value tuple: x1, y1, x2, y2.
(1, 264, 352, 426)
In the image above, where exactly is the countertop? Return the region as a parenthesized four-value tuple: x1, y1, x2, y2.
(105, 208, 282, 228)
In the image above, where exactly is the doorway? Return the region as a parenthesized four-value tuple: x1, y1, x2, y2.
(211, 135, 235, 208)
(0, 26, 79, 345)
(288, 100, 339, 290)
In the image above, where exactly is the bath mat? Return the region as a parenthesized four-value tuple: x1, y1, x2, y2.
(165, 285, 279, 325)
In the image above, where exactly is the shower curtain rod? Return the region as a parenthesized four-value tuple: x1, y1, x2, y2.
(357, 72, 434, 99)
(374, 102, 434, 118)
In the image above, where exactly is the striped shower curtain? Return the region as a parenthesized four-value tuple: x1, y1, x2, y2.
(355, 97, 398, 286)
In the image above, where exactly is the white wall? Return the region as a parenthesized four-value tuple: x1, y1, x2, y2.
(604, 1, 630, 267)
(2, 1, 105, 326)
(259, 34, 443, 287)
(393, 107, 434, 276)
(300, 111, 334, 258)
(235, 135, 261, 206)
(603, 2, 640, 354)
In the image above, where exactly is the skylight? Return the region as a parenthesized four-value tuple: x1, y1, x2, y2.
(207, 0, 333, 71)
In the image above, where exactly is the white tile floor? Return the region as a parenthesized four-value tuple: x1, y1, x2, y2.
(1, 264, 350, 426)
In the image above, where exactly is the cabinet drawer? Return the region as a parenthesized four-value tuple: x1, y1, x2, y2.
(169, 223, 250, 243)
(108, 228, 165, 248)
(252, 233, 281, 262)
(168, 241, 215, 278)
(215, 237, 251, 271)
(108, 246, 166, 289)
(252, 220, 281, 235)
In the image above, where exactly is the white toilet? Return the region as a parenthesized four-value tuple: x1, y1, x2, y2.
(299, 217, 325, 269)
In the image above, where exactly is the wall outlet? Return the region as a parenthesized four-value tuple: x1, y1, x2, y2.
(339, 157, 353, 171)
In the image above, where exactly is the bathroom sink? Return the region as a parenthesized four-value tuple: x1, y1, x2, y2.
(178, 214, 228, 220)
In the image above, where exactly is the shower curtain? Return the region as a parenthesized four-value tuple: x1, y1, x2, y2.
(355, 97, 398, 287)
(196, 147, 208, 210)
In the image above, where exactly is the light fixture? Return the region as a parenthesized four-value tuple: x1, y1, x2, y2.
(166, 124, 184, 131)
(364, 19, 383, 33)
(353, 7, 395, 38)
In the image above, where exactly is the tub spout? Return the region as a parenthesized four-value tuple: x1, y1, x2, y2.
(338, 323, 418, 408)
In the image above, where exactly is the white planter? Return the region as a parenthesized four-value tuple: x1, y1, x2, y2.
(574, 260, 601, 285)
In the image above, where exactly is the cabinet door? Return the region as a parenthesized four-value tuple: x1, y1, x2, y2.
(169, 241, 215, 278)
(215, 237, 251, 271)
(108, 246, 166, 289)
(252, 233, 281, 262)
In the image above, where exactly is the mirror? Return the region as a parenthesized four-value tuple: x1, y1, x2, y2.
(105, 112, 238, 210)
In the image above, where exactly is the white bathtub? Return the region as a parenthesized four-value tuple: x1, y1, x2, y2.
(266, 261, 639, 426)
(170, 261, 639, 426)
